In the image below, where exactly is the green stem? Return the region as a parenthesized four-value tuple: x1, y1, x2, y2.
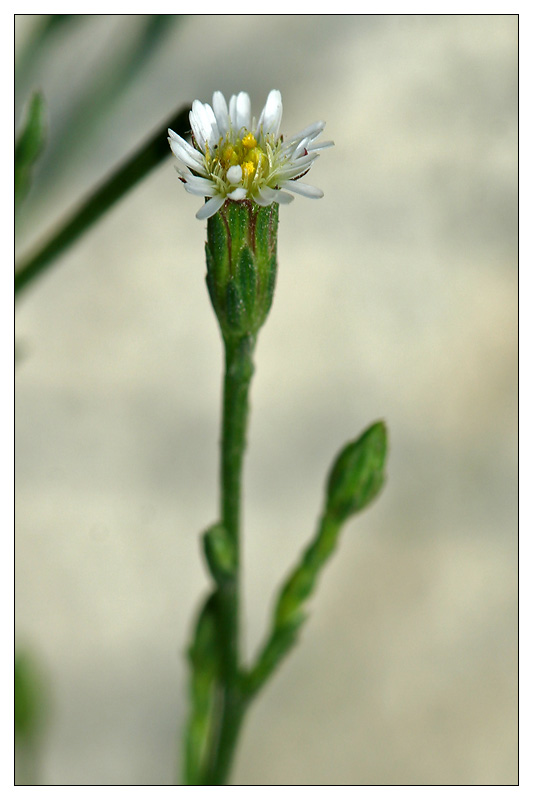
(203, 333, 255, 785)
(244, 511, 342, 699)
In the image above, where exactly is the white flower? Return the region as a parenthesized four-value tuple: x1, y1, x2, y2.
(168, 90, 334, 220)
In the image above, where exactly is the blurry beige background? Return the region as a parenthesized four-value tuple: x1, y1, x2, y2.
(15, 14, 517, 786)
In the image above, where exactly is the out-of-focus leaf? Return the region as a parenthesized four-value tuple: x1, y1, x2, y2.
(36, 15, 183, 192)
(15, 649, 51, 785)
(185, 592, 221, 785)
(15, 103, 190, 297)
(15, 92, 46, 211)
(15, 15, 83, 88)
(15, 650, 48, 743)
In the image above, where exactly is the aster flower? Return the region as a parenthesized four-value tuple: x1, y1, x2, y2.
(168, 90, 333, 220)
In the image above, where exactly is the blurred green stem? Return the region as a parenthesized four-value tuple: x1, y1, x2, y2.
(15, 104, 190, 297)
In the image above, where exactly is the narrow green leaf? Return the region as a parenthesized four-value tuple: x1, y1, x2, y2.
(15, 104, 191, 297)
(15, 92, 46, 210)
(185, 592, 221, 785)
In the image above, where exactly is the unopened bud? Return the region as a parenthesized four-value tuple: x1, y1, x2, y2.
(325, 421, 388, 523)
(205, 200, 278, 340)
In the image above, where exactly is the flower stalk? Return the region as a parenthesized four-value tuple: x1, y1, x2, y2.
(176, 91, 387, 786)
(186, 193, 279, 782)
(204, 334, 255, 785)
(184, 196, 277, 784)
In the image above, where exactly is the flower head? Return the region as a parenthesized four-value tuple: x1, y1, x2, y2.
(168, 90, 333, 220)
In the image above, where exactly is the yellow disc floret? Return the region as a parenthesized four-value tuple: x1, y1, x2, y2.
(242, 161, 255, 180)
(242, 132, 257, 150)
(222, 144, 235, 163)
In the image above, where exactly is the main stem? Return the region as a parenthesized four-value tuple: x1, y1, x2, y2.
(205, 333, 256, 785)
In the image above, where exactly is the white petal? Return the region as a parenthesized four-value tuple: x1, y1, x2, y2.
(212, 91, 230, 137)
(190, 100, 219, 150)
(253, 185, 295, 206)
(196, 195, 226, 220)
(307, 140, 335, 152)
(183, 176, 218, 197)
(228, 94, 238, 128)
(285, 121, 326, 147)
(275, 191, 294, 204)
(292, 138, 311, 158)
(234, 92, 251, 131)
(258, 90, 283, 138)
(184, 185, 215, 197)
(291, 137, 330, 159)
(253, 185, 279, 206)
(168, 133, 207, 173)
(174, 163, 193, 178)
(284, 180, 324, 198)
(278, 154, 319, 179)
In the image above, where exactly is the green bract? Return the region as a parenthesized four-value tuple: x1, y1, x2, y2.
(203, 524, 236, 583)
(205, 200, 278, 340)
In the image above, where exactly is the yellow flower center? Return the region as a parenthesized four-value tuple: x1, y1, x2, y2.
(210, 131, 268, 186)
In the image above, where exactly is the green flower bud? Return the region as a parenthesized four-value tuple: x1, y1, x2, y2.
(205, 200, 278, 340)
(325, 421, 388, 523)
